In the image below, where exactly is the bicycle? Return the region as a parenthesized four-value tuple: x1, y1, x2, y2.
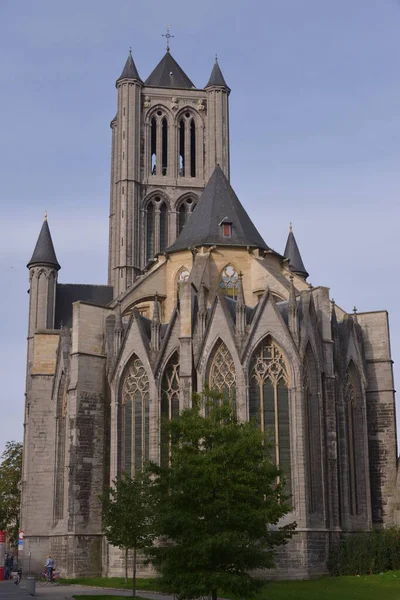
(37, 569, 61, 585)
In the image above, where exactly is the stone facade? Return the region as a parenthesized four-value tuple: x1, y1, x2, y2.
(20, 46, 399, 580)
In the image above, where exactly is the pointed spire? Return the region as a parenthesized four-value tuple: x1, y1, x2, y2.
(288, 275, 299, 346)
(145, 52, 194, 88)
(205, 55, 230, 91)
(284, 223, 309, 280)
(151, 294, 161, 352)
(116, 50, 142, 84)
(27, 215, 60, 270)
(167, 166, 271, 254)
(236, 272, 246, 338)
(197, 283, 207, 339)
(114, 302, 123, 355)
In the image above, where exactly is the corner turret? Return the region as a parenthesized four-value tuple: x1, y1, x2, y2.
(284, 223, 309, 279)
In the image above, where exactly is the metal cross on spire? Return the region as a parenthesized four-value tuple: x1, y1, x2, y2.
(162, 25, 174, 52)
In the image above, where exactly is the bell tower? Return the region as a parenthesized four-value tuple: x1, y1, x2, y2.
(108, 40, 231, 297)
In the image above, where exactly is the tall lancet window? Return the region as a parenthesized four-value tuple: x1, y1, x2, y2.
(249, 337, 291, 500)
(345, 363, 359, 515)
(120, 355, 150, 476)
(162, 118, 168, 176)
(179, 119, 185, 176)
(54, 372, 67, 522)
(177, 197, 197, 235)
(303, 345, 323, 515)
(178, 112, 197, 178)
(160, 352, 180, 468)
(146, 202, 155, 262)
(150, 117, 157, 175)
(160, 202, 168, 252)
(190, 119, 196, 177)
(207, 340, 236, 414)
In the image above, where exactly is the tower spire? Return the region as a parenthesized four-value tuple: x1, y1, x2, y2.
(116, 49, 142, 84)
(284, 222, 309, 280)
(205, 55, 230, 90)
(27, 215, 60, 270)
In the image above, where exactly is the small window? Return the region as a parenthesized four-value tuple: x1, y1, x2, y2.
(223, 223, 232, 238)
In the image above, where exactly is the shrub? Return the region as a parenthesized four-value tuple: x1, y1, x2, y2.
(328, 527, 400, 576)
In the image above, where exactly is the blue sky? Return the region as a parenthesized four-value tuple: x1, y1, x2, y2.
(0, 0, 399, 453)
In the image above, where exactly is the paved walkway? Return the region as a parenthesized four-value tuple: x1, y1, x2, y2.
(7, 581, 176, 599)
(0, 581, 31, 597)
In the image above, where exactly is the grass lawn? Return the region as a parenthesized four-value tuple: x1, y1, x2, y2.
(67, 571, 400, 599)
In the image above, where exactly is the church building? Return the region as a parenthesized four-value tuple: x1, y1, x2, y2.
(21, 42, 399, 579)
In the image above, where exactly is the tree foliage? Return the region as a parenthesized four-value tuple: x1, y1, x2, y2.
(101, 467, 158, 596)
(0, 441, 23, 546)
(147, 396, 295, 600)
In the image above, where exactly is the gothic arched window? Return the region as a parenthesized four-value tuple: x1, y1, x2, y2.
(190, 119, 196, 177)
(208, 340, 236, 412)
(162, 118, 168, 176)
(345, 363, 360, 516)
(219, 264, 240, 300)
(160, 352, 180, 467)
(54, 372, 67, 522)
(178, 112, 198, 178)
(146, 202, 155, 262)
(149, 111, 169, 177)
(177, 197, 197, 235)
(160, 202, 168, 252)
(150, 117, 157, 175)
(249, 337, 291, 499)
(303, 345, 322, 515)
(120, 355, 150, 476)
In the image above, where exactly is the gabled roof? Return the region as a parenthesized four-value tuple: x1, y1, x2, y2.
(205, 57, 230, 90)
(27, 217, 60, 270)
(166, 166, 271, 253)
(284, 225, 309, 279)
(145, 51, 195, 88)
(117, 51, 142, 83)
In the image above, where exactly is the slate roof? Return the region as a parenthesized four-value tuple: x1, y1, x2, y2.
(145, 52, 194, 88)
(205, 58, 230, 90)
(27, 219, 60, 270)
(117, 51, 142, 83)
(283, 227, 309, 279)
(54, 284, 113, 328)
(166, 166, 271, 253)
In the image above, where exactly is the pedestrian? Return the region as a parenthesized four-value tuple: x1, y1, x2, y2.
(45, 554, 55, 581)
(4, 553, 10, 580)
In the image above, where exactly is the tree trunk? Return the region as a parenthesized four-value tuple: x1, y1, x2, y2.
(212, 589, 218, 600)
(124, 547, 128, 584)
(132, 547, 137, 597)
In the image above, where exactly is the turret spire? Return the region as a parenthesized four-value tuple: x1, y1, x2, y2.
(27, 215, 60, 270)
(116, 50, 142, 84)
(205, 55, 230, 90)
(284, 223, 309, 280)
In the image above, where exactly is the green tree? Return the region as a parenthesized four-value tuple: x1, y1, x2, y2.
(148, 395, 295, 600)
(101, 467, 158, 597)
(0, 441, 23, 547)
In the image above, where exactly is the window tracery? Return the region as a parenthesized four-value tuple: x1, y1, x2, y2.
(219, 265, 240, 299)
(121, 355, 150, 476)
(249, 337, 291, 500)
(160, 352, 180, 467)
(208, 341, 236, 407)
